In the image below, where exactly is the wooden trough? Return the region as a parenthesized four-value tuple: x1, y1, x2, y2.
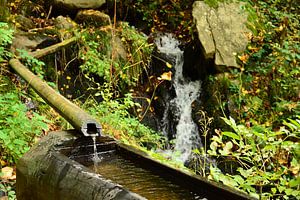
(16, 130, 255, 200)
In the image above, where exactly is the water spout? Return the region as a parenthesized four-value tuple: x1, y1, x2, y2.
(81, 120, 102, 137)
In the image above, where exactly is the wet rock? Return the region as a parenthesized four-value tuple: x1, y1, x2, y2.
(111, 36, 127, 61)
(54, 16, 77, 40)
(75, 9, 111, 27)
(14, 15, 35, 31)
(53, 0, 106, 11)
(200, 72, 239, 130)
(10, 31, 57, 54)
(192, 1, 250, 70)
(54, 16, 75, 30)
(183, 40, 215, 81)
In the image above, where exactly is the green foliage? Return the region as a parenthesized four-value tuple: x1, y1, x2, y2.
(79, 30, 112, 82)
(86, 90, 165, 149)
(207, 116, 300, 199)
(17, 49, 46, 78)
(79, 23, 153, 93)
(0, 22, 13, 62)
(213, 0, 300, 127)
(119, 22, 153, 87)
(0, 92, 48, 164)
(191, 1, 300, 199)
(204, 0, 230, 8)
(0, 181, 16, 200)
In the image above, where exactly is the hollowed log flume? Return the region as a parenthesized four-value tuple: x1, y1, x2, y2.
(17, 130, 256, 200)
(9, 37, 101, 137)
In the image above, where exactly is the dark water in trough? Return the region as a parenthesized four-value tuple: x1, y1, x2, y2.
(60, 136, 251, 200)
(63, 137, 209, 200)
(88, 153, 206, 200)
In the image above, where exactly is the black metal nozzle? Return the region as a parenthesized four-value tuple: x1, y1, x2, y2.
(81, 120, 102, 137)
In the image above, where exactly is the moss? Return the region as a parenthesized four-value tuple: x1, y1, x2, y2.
(203, 0, 231, 8)
(0, 74, 15, 94)
(0, 0, 9, 22)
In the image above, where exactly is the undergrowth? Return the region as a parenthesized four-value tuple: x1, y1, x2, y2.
(192, 0, 300, 199)
(84, 88, 165, 150)
(0, 21, 51, 199)
(206, 117, 299, 199)
(0, 22, 49, 163)
(79, 22, 153, 94)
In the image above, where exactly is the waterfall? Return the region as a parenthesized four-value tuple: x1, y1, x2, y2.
(155, 34, 202, 163)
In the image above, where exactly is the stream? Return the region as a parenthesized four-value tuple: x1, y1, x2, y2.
(155, 34, 202, 163)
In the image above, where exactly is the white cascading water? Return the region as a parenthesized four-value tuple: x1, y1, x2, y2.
(155, 34, 202, 163)
(92, 136, 102, 167)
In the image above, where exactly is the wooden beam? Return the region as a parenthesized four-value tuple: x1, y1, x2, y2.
(28, 37, 77, 58)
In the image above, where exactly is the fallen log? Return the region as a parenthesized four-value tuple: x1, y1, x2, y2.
(28, 37, 77, 58)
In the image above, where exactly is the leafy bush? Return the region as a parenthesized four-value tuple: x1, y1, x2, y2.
(207, 117, 300, 199)
(85, 90, 165, 149)
(0, 181, 16, 200)
(0, 92, 48, 164)
(79, 30, 112, 82)
(17, 49, 46, 78)
(233, 0, 300, 124)
(0, 22, 13, 62)
(79, 23, 153, 93)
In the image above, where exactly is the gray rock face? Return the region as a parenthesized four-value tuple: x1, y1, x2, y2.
(192, 1, 249, 69)
(10, 31, 57, 54)
(75, 9, 111, 27)
(54, 16, 77, 40)
(15, 15, 35, 31)
(53, 0, 106, 10)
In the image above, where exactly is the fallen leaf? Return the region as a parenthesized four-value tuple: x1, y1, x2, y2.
(1, 167, 14, 180)
(238, 54, 249, 64)
(1, 160, 7, 167)
(158, 71, 172, 81)
(146, 98, 151, 104)
(166, 62, 172, 68)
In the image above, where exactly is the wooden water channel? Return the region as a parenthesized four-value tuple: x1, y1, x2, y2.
(11, 40, 255, 200)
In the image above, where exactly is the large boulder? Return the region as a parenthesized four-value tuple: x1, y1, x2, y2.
(53, 0, 106, 10)
(192, 1, 250, 70)
(10, 31, 58, 54)
(75, 9, 111, 27)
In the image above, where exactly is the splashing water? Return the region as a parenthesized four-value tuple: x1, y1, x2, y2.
(155, 34, 202, 163)
(92, 136, 102, 165)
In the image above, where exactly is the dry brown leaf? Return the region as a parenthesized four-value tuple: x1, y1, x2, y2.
(158, 71, 172, 81)
(0, 160, 7, 167)
(1, 167, 14, 180)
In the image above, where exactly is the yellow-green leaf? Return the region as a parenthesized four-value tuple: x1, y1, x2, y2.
(166, 62, 172, 68)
